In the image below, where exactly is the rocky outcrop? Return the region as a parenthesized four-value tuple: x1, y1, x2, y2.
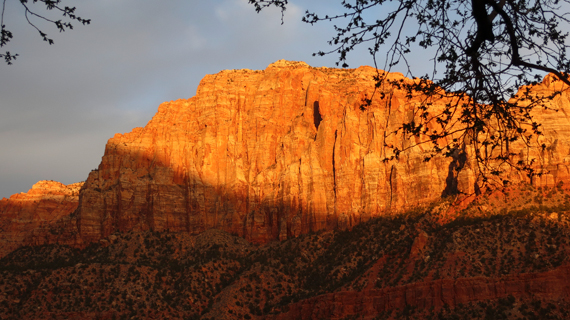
(267, 264, 570, 320)
(73, 60, 570, 244)
(0, 181, 83, 257)
(74, 60, 452, 243)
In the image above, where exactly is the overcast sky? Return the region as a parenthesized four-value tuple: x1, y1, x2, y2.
(0, 0, 427, 198)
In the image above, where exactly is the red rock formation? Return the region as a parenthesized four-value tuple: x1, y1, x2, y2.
(0, 180, 83, 257)
(266, 264, 570, 320)
(73, 60, 570, 244)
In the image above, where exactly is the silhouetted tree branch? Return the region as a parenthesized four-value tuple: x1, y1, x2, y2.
(0, 0, 90, 64)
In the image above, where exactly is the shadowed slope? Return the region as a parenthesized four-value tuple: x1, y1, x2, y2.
(3, 201, 570, 319)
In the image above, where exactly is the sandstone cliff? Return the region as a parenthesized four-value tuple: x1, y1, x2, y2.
(0, 180, 83, 257)
(73, 60, 570, 244)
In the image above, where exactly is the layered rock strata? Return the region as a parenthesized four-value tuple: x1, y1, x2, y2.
(0, 181, 83, 257)
(73, 60, 570, 244)
(268, 265, 570, 319)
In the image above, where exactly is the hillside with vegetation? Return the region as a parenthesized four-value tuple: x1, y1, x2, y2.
(2, 183, 570, 319)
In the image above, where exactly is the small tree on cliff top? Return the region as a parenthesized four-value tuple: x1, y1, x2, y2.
(250, 0, 570, 190)
(0, 0, 90, 64)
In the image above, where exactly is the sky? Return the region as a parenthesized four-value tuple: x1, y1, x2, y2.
(0, 0, 426, 198)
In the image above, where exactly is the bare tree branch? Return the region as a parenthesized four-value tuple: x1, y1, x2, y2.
(0, 0, 90, 63)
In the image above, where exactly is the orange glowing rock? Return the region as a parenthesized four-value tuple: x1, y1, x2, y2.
(72, 60, 570, 244)
(3, 60, 570, 256)
(0, 180, 83, 257)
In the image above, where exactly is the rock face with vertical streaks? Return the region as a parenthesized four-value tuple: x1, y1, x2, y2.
(72, 60, 570, 244)
(0, 180, 83, 257)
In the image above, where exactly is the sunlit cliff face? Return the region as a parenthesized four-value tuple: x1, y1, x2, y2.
(3, 60, 570, 256)
(73, 60, 471, 244)
(0, 180, 83, 257)
(72, 60, 570, 245)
